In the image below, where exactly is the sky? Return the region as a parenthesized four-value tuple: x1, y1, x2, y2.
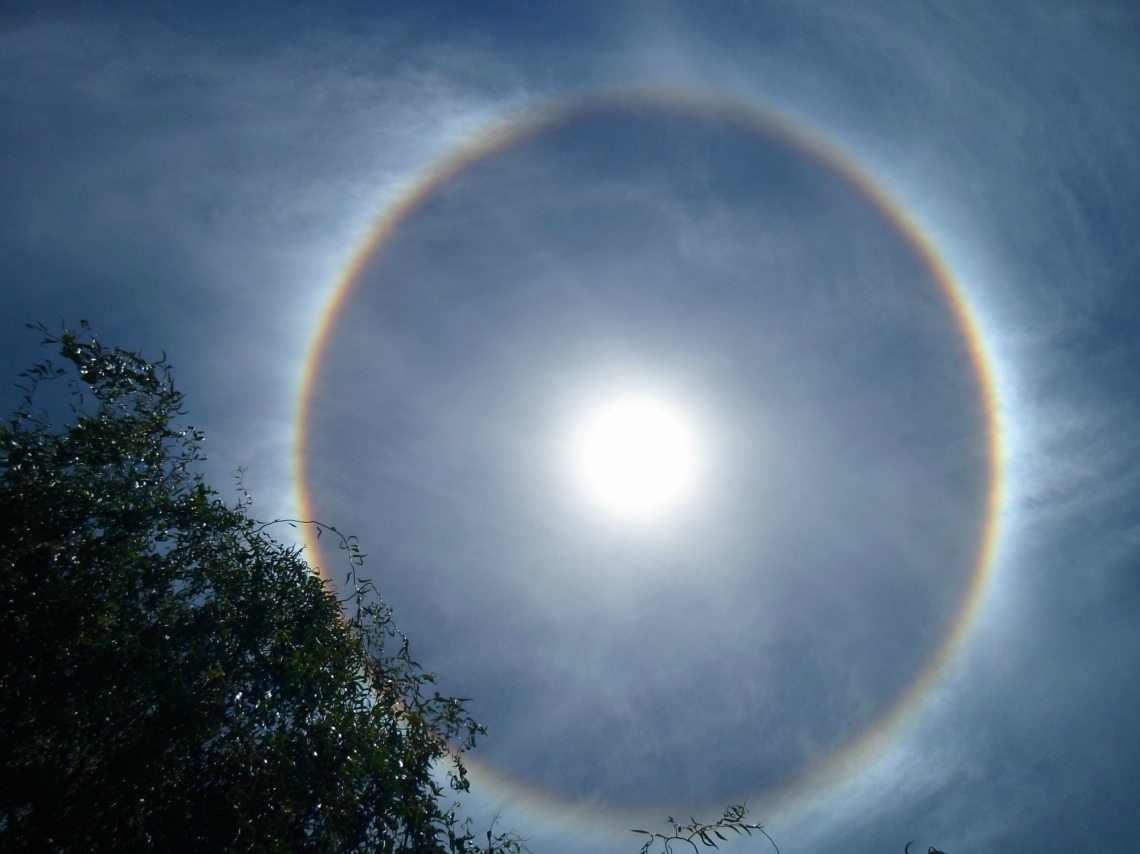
(2, 2, 1139, 852)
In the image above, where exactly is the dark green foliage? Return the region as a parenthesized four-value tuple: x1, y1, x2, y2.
(0, 324, 521, 853)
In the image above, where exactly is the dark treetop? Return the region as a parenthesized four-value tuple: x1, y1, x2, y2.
(0, 324, 521, 853)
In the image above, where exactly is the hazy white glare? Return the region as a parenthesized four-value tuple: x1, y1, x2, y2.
(573, 395, 701, 519)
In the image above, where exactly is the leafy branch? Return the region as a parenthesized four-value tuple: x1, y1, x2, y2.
(632, 804, 778, 854)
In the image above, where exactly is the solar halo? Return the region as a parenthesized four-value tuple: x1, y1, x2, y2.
(295, 86, 1004, 822)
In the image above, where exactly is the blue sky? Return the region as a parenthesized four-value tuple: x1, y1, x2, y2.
(2, 2, 1139, 852)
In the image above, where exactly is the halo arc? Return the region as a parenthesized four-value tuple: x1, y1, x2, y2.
(294, 85, 1005, 828)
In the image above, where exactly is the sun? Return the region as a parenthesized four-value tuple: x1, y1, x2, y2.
(574, 396, 700, 518)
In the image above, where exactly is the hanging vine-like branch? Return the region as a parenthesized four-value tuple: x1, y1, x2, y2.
(631, 804, 779, 854)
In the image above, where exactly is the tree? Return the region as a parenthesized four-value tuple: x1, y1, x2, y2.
(0, 324, 522, 853)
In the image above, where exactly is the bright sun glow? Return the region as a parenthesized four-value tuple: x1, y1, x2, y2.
(575, 397, 700, 518)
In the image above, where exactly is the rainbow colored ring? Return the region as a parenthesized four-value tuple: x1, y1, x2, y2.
(296, 86, 1004, 825)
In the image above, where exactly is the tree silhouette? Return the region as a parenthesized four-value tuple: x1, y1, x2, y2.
(0, 324, 521, 852)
